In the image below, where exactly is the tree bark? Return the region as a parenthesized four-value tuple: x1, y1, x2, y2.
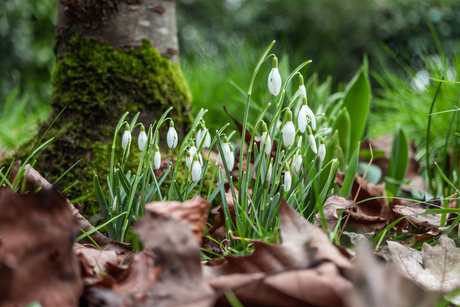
(56, 0, 180, 62)
(14, 0, 191, 215)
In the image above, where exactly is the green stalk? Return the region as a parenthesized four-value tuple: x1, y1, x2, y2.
(426, 82, 443, 195)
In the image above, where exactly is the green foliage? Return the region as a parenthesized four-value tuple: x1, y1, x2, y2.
(0, 0, 56, 109)
(341, 65, 371, 156)
(385, 127, 409, 196)
(332, 107, 351, 161)
(340, 144, 360, 199)
(0, 88, 49, 152)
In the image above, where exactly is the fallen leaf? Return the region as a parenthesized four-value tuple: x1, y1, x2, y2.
(345, 244, 440, 307)
(144, 196, 211, 244)
(9, 162, 133, 260)
(0, 188, 83, 307)
(206, 199, 353, 306)
(74, 243, 118, 276)
(315, 194, 387, 233)
(85, 206, 215, 306)
(388, 234, 460, 304)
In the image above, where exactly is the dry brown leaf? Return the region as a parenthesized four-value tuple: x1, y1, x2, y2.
(9, 162, 133, 260)
(85, 208, 215, 306)
(205, 199, 353, 306)
(74, 243, 118, 276)
(345, 244, 440, 307)
(0, 188, 83, 307)
(144, 196, 211, 244)
(314, 194, 388, 233)
(393, 201, 441, 235)
(210, 261, 351, 307)
(388, 234, 460, 304)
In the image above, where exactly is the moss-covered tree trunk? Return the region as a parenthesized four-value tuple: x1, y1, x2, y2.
(22, 0, 191, 206)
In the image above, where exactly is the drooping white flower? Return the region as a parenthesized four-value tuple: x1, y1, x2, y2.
(261, 122, 272, 156)
(122, 124, 131, 150)
(186, 151, 193, 170)
(227, 144, 235, 171)
(138, 125, 148, 151)
(266, 160, 273, 184)
(284, 165, 292, 192)
(191, 155, 202, 182)
(282, 110, 295, 147)
(307, 126, 317, 154)
(154, 145, 161, 169)
(166, 121, 178, 149)
(298, 73, 307, 100)
(294, 152, 302, 173)
(318, 138, 326, 162)
(298, 97, 316, 132)
(222, 136, 232, 164)
(196, 123, 211, 149)
(268, 56, 281, 96)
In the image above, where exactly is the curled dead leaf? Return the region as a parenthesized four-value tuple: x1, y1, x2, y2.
(144, 196, 211, 244)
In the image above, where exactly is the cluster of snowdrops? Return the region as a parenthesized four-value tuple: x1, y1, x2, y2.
(94, 42, 333, 244)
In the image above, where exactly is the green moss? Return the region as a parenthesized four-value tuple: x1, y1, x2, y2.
(5, 33, 193, 224)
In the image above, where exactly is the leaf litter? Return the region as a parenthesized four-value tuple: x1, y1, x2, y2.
(0, 164, 456, 306)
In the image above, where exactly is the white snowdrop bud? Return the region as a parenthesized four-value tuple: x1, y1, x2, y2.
(266, 159, 273, 184)
(295, 151, 302, 173)
(307, 126, 317, 154)
(154, 145, 161, 169)
(284, 165, 292, 192)
(122, 124, 131, 150)
(227, 144, 235, 171)
(138, 125, 147, 151)
(282, 110, 295, 147)
(222, 136, 232, 163)
(261, 122, 272, 156)
(268, 56, 282, 96)
(186, 151, 193, 170)
(166, 121, 178, 149)
(318, 138, 326, 162)
(191, 155, 201, 182)
(298, 74, 306, 100)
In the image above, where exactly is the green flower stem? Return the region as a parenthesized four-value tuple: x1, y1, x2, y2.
(426, 82, 443, 194)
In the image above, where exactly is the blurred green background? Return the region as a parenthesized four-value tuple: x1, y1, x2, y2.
(1, 0, 460, 153)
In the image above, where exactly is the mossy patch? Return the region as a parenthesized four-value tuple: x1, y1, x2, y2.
(5, 34, 193, 225)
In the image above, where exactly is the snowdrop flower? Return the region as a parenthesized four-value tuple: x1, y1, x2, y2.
(188, 141, 203, 166)
(282, 110, 295, 147)
(138, 125, 147, 151)
(186, 151, 193, 170)
(222, 136, 232, 164)
(261, 122, 272, 156)
(298, 74, 306, 100)
(318, 138, 326, 162)
(298, 97, 316, 132)
(268, 56, 281, 96)
(284, 165, 292, 192)
(227, 144, 235, 171)
(412, 70, 430, 92)
(266, 159, 273, 184)
(196, 122, 211, 149)
(191, 155, 201, 182)
(307, 126, 317, 154)
(154, 145, 161, 169)
(166, 121, 178, 149)
(122, 124, 131, 150)
(294, 151, 302, 173)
